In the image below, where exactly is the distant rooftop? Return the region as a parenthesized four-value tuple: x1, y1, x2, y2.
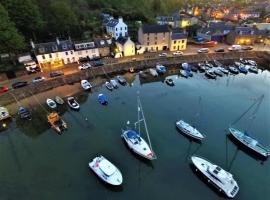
(141, 24, 170, 34)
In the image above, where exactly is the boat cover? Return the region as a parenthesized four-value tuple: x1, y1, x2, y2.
(127, 130, 141, 141)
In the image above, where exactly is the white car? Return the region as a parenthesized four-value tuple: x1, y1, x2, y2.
(197, 48, 209, 53)
(228, 45, 242, 51)
(32, 76, 45, 83)
(159, 53, 167, 57)
(173, 51, 183, 56)
(78, 63, 91, 70)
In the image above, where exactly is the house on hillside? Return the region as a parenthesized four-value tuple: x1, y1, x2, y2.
(138, 24, 170, 52)
(31, 38, 75, 71)
(169, 32, 187, 51)
(115, 37, 135, 57)
(226, 27, 256, 45)
(94, 39, 111, 57)
(106, 17, 128, 40)
(74, 40, 100, 62)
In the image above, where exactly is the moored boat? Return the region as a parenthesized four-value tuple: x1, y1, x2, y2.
(18, 106, 31, 120)
(180, 70, 189, 78)
(98, 94, 108, 105)
(238, 65, 248, 74)
(139, 71, 147, 79)
(89, 155, 123, 186)
(156, 64, 166, 74)
(205, 70, 216, 79)
(181, 63, 191, 71)
(165, 78, 175, 86)
(191, 156, 239, 198)
(247, 60, 257, 66)
(105, 81, 114, 90)
(0, 106, 10, 121)
(217, 66, 229, 74)
(110, 79, 118, 88)
(116, 75, 127, 85)
(47, 112, 67, 134)
(247, 65, 258, 73)
(228, 66, 239, 74)
(46, 98, 57, 109)
(81, 80, 92, 91)
(191, 65, 198, 72)
(229, 127, 270, 158)
(149, 68, 158, 77)
(67, 97, 80, 110)
(176, 120, 204, 140)
(213, 68, 223, 77)
(55, 96, 65, 105)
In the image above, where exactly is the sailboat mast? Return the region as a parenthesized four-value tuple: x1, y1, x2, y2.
(137, 95, 141, 135)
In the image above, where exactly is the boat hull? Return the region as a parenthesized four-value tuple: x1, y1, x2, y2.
(176, 121, 204, 140)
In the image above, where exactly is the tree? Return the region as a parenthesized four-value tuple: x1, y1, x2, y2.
(0, 3, 25, 53)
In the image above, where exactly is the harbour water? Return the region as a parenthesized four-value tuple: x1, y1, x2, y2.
(0, 68, 270, 200)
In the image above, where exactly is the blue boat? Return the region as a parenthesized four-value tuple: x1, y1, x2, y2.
(181, 63, 191, 71)
(18, 106, 32, 120)
(98, 94, 108, 105)
(238, 65, 248, 74)
(186, 70, 193, 77)
(156, 64, 166, 74)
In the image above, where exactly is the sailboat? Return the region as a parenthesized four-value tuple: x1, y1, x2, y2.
(121, 95, 156, 160)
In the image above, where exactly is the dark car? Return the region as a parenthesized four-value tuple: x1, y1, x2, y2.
(92, 60, 104, 67)
(49, 71, 64, 78)
(12, 81, 28, 89)
(215, 48, 225, 53)
(242, 46, 253, 51)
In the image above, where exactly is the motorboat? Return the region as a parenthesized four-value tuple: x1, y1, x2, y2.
(67, 97, 80, 110)
(0, 106, 10, 121)
(238, 65, 248, 74)
(46, 98, 57, 109)
(156, 64, 166, 74)
(116, 75, 126, 85)
(110, 79, 118, 89)
(139, 71, 147, 79)
(98, 94, 108, 105)
(47, 112, 67, 134)
(213, 68, 223, 77)
(105, 81, 114, 90)
(228, 66, 239, 74)
(234, 61, 243, 68)
(121, 130, 156, 160)
(55, 96, 65, 105)
(181, 63, 191, 71)
(81, 80, 92, 91)
(18, 106, 31, 120)
(205, 70, 216, 79)
(247, 60, 257, 66)
(186, 70, 193, 77)
(198, 64, 206, 73)
(191, 65, 198, 72)
(217, 66, 229, 74)
(240, 58, 249, 64)
(247, 65, 258, 73)
(176, 120, 204, 140)
(165, 78, 175, 86)
(89, 155, 123, 186)
(149, 68, 158, 77)
(191, 156, 239, 198)
(229, 127, 270, 158)
(180, 70, 189, 78)
(204, 61, 213, 68)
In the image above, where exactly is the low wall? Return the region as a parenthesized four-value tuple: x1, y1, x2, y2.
(0, 51, 268, 106)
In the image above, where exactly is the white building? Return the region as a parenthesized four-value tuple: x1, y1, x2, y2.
(115, 37, 136, 57)
(74, 41, 100, 62)
(106, 17, 128, 40)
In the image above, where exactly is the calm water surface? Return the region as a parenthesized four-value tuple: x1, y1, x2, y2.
(0, 68, 270, 200)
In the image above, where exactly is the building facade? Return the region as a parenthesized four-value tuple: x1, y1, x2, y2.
(169, 32, 187, 51)
(74, 41, 100, 62)
(115, 37, 136, 57)
(106, 17, 128, 40)
(226, 27, 256, 45)
(138, 25, 170, 52)
(94, 39, 111, 57)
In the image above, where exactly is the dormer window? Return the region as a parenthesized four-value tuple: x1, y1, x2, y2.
(52, 45, 58, 52)
(62, 44, 67, 50)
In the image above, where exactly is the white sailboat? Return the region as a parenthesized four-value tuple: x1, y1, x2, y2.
(121, 95, 156, 160)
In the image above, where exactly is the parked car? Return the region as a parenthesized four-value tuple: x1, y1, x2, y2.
(159, 53, 167, 57)
(228, 45, 242, 51)
(12, 81, 28, 89)
(49, 71, 64, 78)
(92, 60, 104, 67)
(242, 46, 253, 51)
(78, 63, 91, 70)
(215, 48, 225, 53)
(173, 51, 183, 56)
(197, 48, 209, 53)
(131, 58, 137, 61)
(0, 86, 9, 94)
(32, 76, 45, 83)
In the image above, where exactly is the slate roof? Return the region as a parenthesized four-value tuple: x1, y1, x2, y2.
(33, 40, 73, 55)
(106, 19, 119, 27)
(171, 32, 187, 40)
(74, 41, 96, 50)
(156, 16, 174, 22)
(94, 39, 110, 48)
(234, 27, 256, 36)
(141, 25, 170, 34)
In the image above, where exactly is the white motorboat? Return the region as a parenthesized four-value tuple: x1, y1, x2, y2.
(149, 68, 158, 77)
(46, 98, 57, 109)
(67, 97, 80, 110)
(81, 80, 92, 91)
(176, 120, 205, 140)
(116, 75, 126, 85)
(105, 81, 114, 90)
(89, 155, 123, 186)
(247, 60, 257, 66)
(247, 65, 258, 73)
(110, 79, 118, 88)
(213, 68, 223, 77)
(191, 156, 239, 198)
(217, 66, 229, 74)
(156, 64, 166, 74)
(0, 106, 10, 121)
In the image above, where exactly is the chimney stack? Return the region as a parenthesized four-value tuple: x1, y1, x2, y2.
(30, 40, 35, 49)
(56, 37, 60, 45)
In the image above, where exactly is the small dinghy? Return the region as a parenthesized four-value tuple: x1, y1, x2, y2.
(181, 63, 191, 71)
(229, 127, 270, 158)
(198, 64, 206, 72)
(180, 70, 189, 78)
(248, 65, 258, 73)
(238, 65, 248, 74)
(18, 106, 31, 120)
(213, 68, 223, 77)
(67, 97, 80, 110)
(46, 98, 57, 109)
(55, 96, 65, 105)
(116, 75, 126, 85)
(139, 71, 147, 79)
(176, 120, 205, 140)
(247, 60, 257, 66)
(0, 106, 10, 121)
(149, 68, 158, 77)
(105, 81, 114, 90)
(89, 155, 123, 186)
(191, 65, 198, 72)
(165, 78, 175, 86)
(98, 94, 108, 105)
(47, 112, 67, 134)
(156, 64, 166, 74)
(205, 70, 216, 79)
(110, 79, 118, 88)
(217, 66, 229, 74)
(186, 70, 193, 77)
(229, 66, 239, 74)
(81, 80, 92, 91)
